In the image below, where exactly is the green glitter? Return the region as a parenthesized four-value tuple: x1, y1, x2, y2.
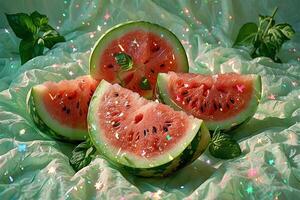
(166, 135, 172, 141)
(268, 159, 274, 165)
(246, 185, 253, 194)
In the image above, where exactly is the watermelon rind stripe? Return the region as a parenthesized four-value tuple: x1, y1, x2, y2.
(26, 87, 88, 141)
(88, 80, 210, 177)
(156, 73, 262, 131)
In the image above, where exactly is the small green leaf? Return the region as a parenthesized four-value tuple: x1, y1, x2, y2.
(43, 30, 66, 49)
(69, 139, 97, 172)
(30, 11, 48, 27)
(40, 24, 55, 32)
(33, 38, 45, 56)
(19, 37, 45, 64)
(233, 23, 258, 47)
(139, 77, 151, 90)
(19, 38, 35, 64)
(275, 23, 295, 40)
(5, 13, 37, 39)
(209, 131, 241, 159)
(114, 52, 133, 71)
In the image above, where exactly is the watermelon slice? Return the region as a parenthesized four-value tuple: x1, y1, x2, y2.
(88, 80, 210, 177)
(89, 21, 188, 99)
(156, 72, 262, 130)
(27, 75, 99, 141)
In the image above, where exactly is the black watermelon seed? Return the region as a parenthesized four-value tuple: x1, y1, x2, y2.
(200, 105, 204, 113)
(230, 98, 235, 104)
(160, 64, 165, 68)
(143, 130, 147, 137)
(66, 108, 70, 114)
(144, 60, 149, 64)
(62, 106, 67, 112)
(113, 122, 120, 127)
(107, 64, 114, 68)
(113, 92, 119, 97)
(150, 69, 155, 73)
(182, 90, 188, 96)
(218, 103, 222, 109)
(152, 126, 157, 133)
(213, 102, 217, 110)
(226, 103, 230, 109)
(185, 97, 191, 103)
(163, 126, 168, 132)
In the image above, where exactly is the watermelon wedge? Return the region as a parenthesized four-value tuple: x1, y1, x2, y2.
(88, 80, 210, 177)
(27, 75, 98, 141)
(156, 72, 262, 130)
(89, 21, 188, 99)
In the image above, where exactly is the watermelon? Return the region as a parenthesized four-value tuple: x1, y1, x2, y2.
(27, 75, 99, 141)
(156, 72, 262, 131)
(89, 21, 188, 99)
(88, 80, 210, 177)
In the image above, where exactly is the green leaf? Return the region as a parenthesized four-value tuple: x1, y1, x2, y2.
(139, 77, 151, 90)
(275, 23, 295, 40)
(114, 52, 133, 71)
(5, 13, 37, 39)
(19, 39, 35, 64)
(233, 23, 258, 47)
(209, 131, 241, 159)
(69, 139, 97, 172)
(40, 24, 55, 32)
(42, 30, 65, 49)
(19, 37, 45, 65)
(30, 11, 48, 27)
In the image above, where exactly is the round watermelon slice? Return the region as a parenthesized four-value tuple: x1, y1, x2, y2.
(88, 80, 210, 177)
(89, 21, 188, 99)
(156, 72, 262, 131)
(27, 75, 99, 141)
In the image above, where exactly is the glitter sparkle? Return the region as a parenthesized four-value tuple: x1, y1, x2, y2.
(19, 129, 26, 135)
(166, 135, 172, 140)
(48, 166, 56, 174)
(18, 144, 27, 152)
(95, 181, 103, 190)
(246, 185, 253, 194)
(268, 94, 276, 100)
(268, 159, 274, 165)
(236, 84, 245, 92)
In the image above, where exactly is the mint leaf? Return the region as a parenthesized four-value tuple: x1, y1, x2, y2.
(139, 77, 151, 90)
(19, 38, 45, 64)
(275, 23, 295, 39)
(30, 11, 48, 27)
(43, 30, 66, 49)
(114, 52, 133, 71)
(209, 131, 241, 159)
(40, 24, 55, 32)
(233, 23, 258, 47)
(19, 39, 35, 64)
(69, 139, 97, 171)
(5, 13, 37, 39)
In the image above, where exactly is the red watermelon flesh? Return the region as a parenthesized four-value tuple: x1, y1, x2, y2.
(97, 84, 189, 158)
(90, 22, 188, 98)
(156, 72, 262, 130)
(43, 76, 98, 129)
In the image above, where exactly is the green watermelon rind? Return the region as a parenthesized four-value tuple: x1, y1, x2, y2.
(26, 86, 88, 141)
(156, 73, 262, 131)
(88, 80, 210, 177)
(89, 21, 189, 78)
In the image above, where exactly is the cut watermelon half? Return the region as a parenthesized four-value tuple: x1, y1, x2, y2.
(156, 72, 262, 130)
(89, 21, 188, 99)
(27, 75, 98, 141)
(88, 80, 210, 177)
